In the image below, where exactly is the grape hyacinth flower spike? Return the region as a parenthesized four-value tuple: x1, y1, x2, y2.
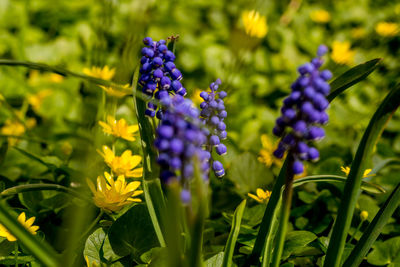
(199, 79, 228, 177)
(272, 45, 332, 174)
(154, 95, 210, 198)
(138, 37, 186, 119)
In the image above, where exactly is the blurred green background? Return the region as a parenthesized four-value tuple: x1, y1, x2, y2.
(0, 0, 400, 265)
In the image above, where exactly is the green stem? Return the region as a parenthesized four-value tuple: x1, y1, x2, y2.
(347, 220, 363, 245)
(0, 184, 93, 203)
(270, 156, 294, 267)
(78, 210, 104, 241)
(14, 242, 18, 267)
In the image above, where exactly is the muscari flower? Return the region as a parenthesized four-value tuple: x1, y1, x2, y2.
(248, 188, 271, 204)
(242, 10, 268, 38)
(155, 94, 209, 188)
(138, 37, 185, 119)
(331, 41, 355, 65)
(199, 79, 227, 177)
(98, 146, 143, 178)
(375, 22, 399, 37)
(99, 116, 139, 141)
(83, 66, 115, 80)
(273, 45, 332, 174)
(0, 212, 39, 242)
(340, 166, 375, 178)
(87, 172, 143, 212)
(310, 9, 331, 23)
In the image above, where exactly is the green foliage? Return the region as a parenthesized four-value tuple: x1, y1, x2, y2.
(367, 237, 400, 266)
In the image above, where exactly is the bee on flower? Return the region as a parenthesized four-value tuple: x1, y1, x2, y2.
(99, 116, 139, 141)
(375, 22, 399, 37)
(87, 172, 143, 212)
(331, 41, 355, 65)
(0, 212, 39, 242)
(241, 10, 268, 38)
(98, 146, 143, 178)
(340, 166, 375, 178)
(310, 9, 331, 23)
(248, 188, 272, 204)
(100, 84, 131, 98)
(83, 66, 115, 80)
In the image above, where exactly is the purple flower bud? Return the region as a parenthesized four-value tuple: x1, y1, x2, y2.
(153, 68, 164, 80)
(283, 108, 297, 122)
(273, 146, 286, 159)
(160, 170, 175, 183)
(273, 126, 284, 137)
(308, 127, 325, 141)
(158, 44, 168, 54)
(319, 112, 329, 124)
(293, 161, 304, 175)
(170, 138, 184, 154)
(158, 125, 174, 138)
(164, 62, 176, 72)
(320, 70, 332, 81)
(140, 56, 149, 64)
(298, 63, 314, 75)
(145, 109, 156, 117)
(171, 80, 183, 92)
(276, 117, 286, 128)
(317, 45, 328, 57)
(209, 100, 217, 109)
(282, 134, 296, 147)
(293, 120, 307, 135)
(219, 91, 227, 99)
(164, 51, 176, 61)
(219, 130, 227, 139)
(170, 68, 182, 80)
(296, 142, 309, 155)
(217, 122, 226, 131)
(210, 135, 220, 146)
(219, 110, 227, 118)
(313, 94, 329, 111)
(212, 161, 225, 177)
(160, 76, 171, 89)
(142, 47, 154, 58)
(200, 91, 209, 101)
(141, 62, 152, 73)
(304, 86, 316, 99)
(143, 37, 153, 45)
(170, 157, 182, 169)
(181, 189, 191, 204)
(307, 147, 320, 161)
(210, 116, 220, 125)
(152, 57, 163, 67)
(216, 144, 227, 155)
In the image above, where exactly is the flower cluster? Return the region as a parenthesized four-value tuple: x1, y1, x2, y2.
(155, 95, 209, 190)
(199, 79, 227, 177)
(138, 37, 186, 119)
(273, 45, 332, 174)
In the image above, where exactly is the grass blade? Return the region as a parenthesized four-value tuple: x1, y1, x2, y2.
(344, 183, 400, 267)
(222, 199, 247, 267)
(327, 58, 381, 102)
(293, 175, 386, 194)
(324, 84, 400, 267)
(131, 67, 166, 247)
(0, 201, 60, 267)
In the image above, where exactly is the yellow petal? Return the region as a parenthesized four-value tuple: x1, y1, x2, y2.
(25, 217, 36, 227)
(248, 193, 262, 203)
(256, 188, 266, 198)
(18, 212, 26, 223)
(127, 168, 143, 178)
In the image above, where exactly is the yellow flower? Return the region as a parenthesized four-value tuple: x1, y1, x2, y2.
(28, 89, 53, 112)
(85, 256, 99, 267)
(83, 66, 115, 80)
(49, 73, 64, 83)
(340, 166, 375, 178)
(0, 212, 39, 242)
(351, 27, 366, 39)
(192, 89, 205, 107)
(1, 119, 25, 146)
(360, 210, 368, 221)
(248, 188, 271, 204)
(87, 172, 143, 212)
(242, 10, 268, 38)
(99, 116, 139, 141)
(375, 22, 399, 37)
(100, 84, 131, 98)
(310, 9, 331, 23)
(98, 146, 143, 178)
(331, 41, 355, 65)
(258, 134, 281, 167)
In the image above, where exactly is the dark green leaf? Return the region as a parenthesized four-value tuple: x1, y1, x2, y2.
(108, 204, 159, 259)
(282, 231, 317, 260)
(83, 228, 106, 266)
(327, 58, 381, 102)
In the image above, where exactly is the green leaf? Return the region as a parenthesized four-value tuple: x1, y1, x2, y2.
(324, 84, 400, 267)
(282, 231, 317, 260)
(367, 237, 400, 266)
(132, 67, 166, 248)
(229, 152, 273, 194)
(140, 247, 168, 267)
(344, 183, 400, 267)
(222, 199, 246, 267)
(0, 255, 35, 265)
(205, 252, 224, 267)
(327, 58, 381, 102)
(108, 204, 159, 259)
(83, 228, 106, 266)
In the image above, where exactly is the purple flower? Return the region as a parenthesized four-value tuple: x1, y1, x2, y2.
(273, 45, 332, 173)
